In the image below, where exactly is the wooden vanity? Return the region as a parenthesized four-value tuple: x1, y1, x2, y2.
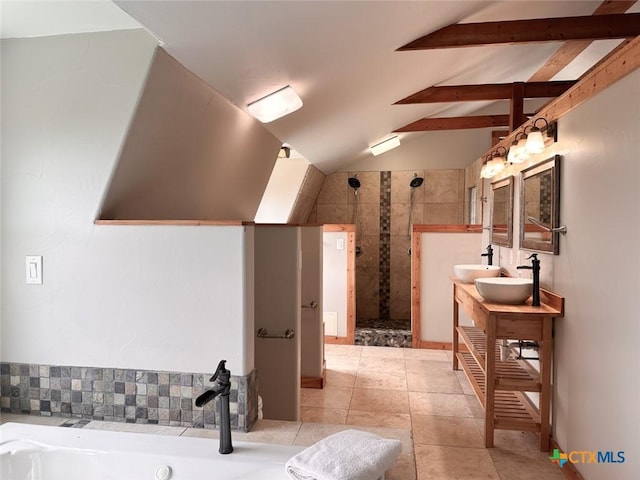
(451, 277, 564, 451)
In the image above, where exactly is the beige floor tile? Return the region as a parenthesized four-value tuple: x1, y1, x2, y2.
(324, 344, 363, 357)
(412, 414, 483, 448)
(358, 356, 406, 373)
(355, 370, 408, 391)
(292, 423, 357, 446)
(454, 369, 475, 395)
(300, 406, 348, 424)
(346, 409, 411, 429)
(293, 423, 412, 451)
(414, 444, 500, 479)
(350, 388, 410, 414)
(300, 386, 353, 409)
(386, 452, 417, 480)
(409, 392, 473, 417)
(406, 369, 463, 394)
(361, 346, 405, 359)
(183, 419, 301, 445)
(405, 359, 450, 374)
(325, 355, 360, 371)
(325, 369, 357, 388)
(403, 348, 449, 362)
(474, 420, 541, 451)
(489, 448, 565, 479)
(465, 394, 485, 419)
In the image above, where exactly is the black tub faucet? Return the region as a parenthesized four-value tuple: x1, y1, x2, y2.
(195, 360, 233, 454)
(517, 253, 541, 306)
(481, 245, 494, 265)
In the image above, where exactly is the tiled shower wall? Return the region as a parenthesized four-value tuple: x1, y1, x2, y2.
(0, 362, 258, 432)
(308, 169, 465, 325)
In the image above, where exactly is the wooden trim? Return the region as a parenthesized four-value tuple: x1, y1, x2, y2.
(413, 224, 483, 233)
(398, 13, 640, 50)
(550, 438, 586, 480)
(322, 224, 356, 233)
(324, 336, 351, 345)
(94, 220, 250, 226)
(301, 365, 325, 389)
(411, 231, 421, 348)
(346, 227, 356, 345)
(487, 35, 640, 161)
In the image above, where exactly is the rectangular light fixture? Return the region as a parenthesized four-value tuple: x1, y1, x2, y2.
(370, 135, 401, 156)
(247, 85, 303, 123)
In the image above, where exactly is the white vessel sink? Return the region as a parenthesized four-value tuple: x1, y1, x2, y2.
(474, 277, 533, 304)
(453, 264, 501, 283)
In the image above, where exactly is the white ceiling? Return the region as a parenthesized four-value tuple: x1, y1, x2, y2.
(3, 1, 636, 173)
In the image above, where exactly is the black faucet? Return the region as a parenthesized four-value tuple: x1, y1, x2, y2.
(195, 360, 233, 454)
(517, 253, 540, 306)
(481, 245, 494, 265)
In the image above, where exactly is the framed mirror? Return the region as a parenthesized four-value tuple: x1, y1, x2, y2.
(520, 155, 561, 254)
(490, 176, 514, 247)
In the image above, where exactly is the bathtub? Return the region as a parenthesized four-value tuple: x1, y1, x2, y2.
(0, 422, 305, 479)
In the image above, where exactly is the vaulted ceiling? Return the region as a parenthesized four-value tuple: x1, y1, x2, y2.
(4, 1, 639, 173)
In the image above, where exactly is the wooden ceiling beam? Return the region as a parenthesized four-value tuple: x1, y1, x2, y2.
(397, 13, 640, 51)
(529, 0, 637, 81)
(395, 81, 575, 104)
(394, 114, 530, 132)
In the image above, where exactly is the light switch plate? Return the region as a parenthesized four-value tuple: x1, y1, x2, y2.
(26, 256, 43, 284)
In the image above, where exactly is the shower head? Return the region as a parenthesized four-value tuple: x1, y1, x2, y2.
(410, 176, 424, 188)
(348, 176, 361, 189)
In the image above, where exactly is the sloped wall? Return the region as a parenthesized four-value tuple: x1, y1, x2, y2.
(99, 49, 281, 221)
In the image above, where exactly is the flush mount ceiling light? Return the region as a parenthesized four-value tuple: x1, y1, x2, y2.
(247, 85, 303, 123)
(370, 135, 401, 156)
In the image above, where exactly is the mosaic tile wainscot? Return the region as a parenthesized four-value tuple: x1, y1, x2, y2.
(0, 363, 258, 432)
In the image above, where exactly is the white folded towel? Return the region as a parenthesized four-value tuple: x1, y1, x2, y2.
(285, 429, 402, 480)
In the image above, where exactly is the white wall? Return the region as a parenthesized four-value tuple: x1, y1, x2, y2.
(487, 70, 640, 479)
(254, 226, 301, 421)
(1, 30, 255, 376)
(323, 232, 348, 338)
(419, 232, 481, 342)
(256, 156, 311, 223)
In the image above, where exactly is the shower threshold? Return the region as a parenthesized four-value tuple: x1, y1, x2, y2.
(354, 319, 412, 348)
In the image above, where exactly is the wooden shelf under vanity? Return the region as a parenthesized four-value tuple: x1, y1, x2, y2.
(451, 277, 564, 451)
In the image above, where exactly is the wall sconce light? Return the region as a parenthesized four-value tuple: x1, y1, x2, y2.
(370, 135, 401, 156)
(507, 132, 526, 164)
(278, 146, 291, 158)
(488, 146, 507, 175)
(515, 128, 531, 163)
(480, 154, 496, 178)
(525, 118, 557, 155)
(247, 85, 303, 123)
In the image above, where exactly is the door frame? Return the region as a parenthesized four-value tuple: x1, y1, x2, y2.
(322, 224, 356, 345)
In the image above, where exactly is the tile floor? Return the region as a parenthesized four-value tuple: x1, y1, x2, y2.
(0, 345, 566, 479)
(301, 344, 566, 480)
